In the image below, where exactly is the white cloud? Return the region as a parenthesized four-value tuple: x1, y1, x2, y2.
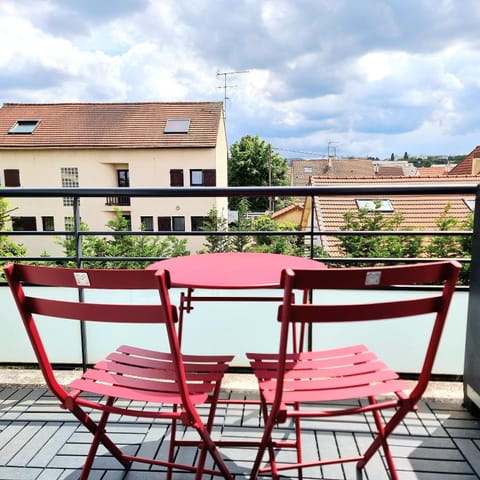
(1, 0, 480, 158)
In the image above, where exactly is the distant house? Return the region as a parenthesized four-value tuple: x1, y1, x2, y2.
(290, 158, 374, 186)
(372, 160, 417, 176)
(271, 203, 304, 225)
(301, 175, 477, 256)
(417, 165, 452, 176)
(0, 102, 228, 255)
(449, 145, 480, 175)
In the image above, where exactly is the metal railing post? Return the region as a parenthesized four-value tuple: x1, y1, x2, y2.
(73, 196, 88, 371)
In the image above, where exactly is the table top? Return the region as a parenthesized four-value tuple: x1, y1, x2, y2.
(147, 252, 325, 289)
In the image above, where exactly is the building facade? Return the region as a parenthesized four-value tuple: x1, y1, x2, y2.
(0, 102, 228, 255)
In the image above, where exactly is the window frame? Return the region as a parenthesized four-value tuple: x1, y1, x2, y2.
(356, 198, 394, 213)
(141, 216, 154, 232)
(42, 216, 55, 232)
(191, 216, 207, 231)
(9, 120, 40, 134)
(172, 216, 185, 232)
(189, 169, 216, 187)
(164, 118, 190, 134)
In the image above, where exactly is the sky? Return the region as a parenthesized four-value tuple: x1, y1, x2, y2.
(1, 0, 480, 160)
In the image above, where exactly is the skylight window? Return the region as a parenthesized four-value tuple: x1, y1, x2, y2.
(9, 120, 40, 134)
(164, 118, 190, 134)
(464, 198, 475, 212)
(356, 199, 394, 212)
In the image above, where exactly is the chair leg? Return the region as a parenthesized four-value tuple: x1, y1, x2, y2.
(194, 382, 223, 480)
(80, 408, 112, 480)
(358, 399, 411, 480)
(293, 402, 303, 480)
(69, 398, 132, 474)
(167, 406, 178, 480)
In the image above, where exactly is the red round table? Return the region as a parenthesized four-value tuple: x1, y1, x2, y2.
(147, 252, 325, 289)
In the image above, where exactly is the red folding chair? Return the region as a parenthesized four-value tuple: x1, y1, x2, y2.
(247, 261, 460, 480)
(4, 263, 234, 480)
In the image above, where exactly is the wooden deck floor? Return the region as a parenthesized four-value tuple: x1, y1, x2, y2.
(1, 385, 480, 480)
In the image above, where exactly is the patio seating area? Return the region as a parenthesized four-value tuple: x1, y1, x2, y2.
(1, 374, 479, 480)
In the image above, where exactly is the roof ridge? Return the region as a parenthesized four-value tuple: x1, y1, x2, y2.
(2, 101, 222, 107)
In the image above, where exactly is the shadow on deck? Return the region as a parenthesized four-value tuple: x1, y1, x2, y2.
(0, 376, 479, 480)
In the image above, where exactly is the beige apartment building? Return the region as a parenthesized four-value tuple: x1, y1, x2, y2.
(0, 101, 228, 256)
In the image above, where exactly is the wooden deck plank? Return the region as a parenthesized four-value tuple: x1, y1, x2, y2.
(0, 387, 479, 480)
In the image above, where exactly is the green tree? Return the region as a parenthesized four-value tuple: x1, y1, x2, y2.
(228, 135, 289, 211)
(338, 204, 423, 262)
(198, 207, 232, 253)
(0, 198, 27, 260)
(247, 215, 304, 256)
(425, 204, 462, 258)
(60, 209, 189, 268)
(229, 198, 254, 252)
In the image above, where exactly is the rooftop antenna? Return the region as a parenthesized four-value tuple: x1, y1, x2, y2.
(216, 70, 249, 121)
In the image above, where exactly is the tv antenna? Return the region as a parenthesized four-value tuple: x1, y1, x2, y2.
(216, 70, 249, 121)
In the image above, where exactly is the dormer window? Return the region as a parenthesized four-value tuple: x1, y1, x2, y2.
(9, 120, 40, 134)
(164, 118, 190, 134)
(356, 199, 394, 212)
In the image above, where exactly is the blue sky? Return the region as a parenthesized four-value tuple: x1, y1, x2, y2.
(1, 0, 480, 159)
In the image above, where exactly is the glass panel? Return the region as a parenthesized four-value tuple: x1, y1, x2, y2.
(164, 118, 190, 133)
(356, 199, 394, 212)
(9, 120, 39, 134)
(190, 170, 203, 186)
(117, 170, 129, 187)
(42, 216, 55, 231)
(141, 216, 154, 231)
(172, 216, 185, 231)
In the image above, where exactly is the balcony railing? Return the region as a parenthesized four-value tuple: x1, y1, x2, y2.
(0, 183, 477, 265)
(105, 194, 131, 206)
(0, 184, 478, 386)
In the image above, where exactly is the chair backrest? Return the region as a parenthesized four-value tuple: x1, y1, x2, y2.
(278, 261, 461, 400)
(3, 263, 181, 401)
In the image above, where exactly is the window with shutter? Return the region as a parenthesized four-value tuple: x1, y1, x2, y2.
(157, 216, 171, 231)
(12, 216, 37, 231)
(170, 169, 184, 186)
(202, 169, 216, 186)
(4, 169, 20, 187)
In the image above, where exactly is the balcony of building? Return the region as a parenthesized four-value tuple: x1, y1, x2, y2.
(0, 184, 479, 479)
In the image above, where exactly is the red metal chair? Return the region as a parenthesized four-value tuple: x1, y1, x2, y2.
(247, 261, 460, 480)
(4, 263, 234, 480)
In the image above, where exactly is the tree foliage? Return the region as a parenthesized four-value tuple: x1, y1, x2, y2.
(0, 198, 27, 259)
(228, 135, 289, 211)
(199, 206, 305, 256)
(338, 203, 472, 282)
(339, 205, 422, 260)
(60, 209, 189, 268)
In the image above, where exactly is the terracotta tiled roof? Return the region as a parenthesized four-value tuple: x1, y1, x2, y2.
(376, 166, 404, 176)
(290, 158, 374, 185)
(309, 175, 479, 186)
(448, 145, 480, 175)
(0, 102, 223, 148)
(272, 203, 303, 219)
(308, 175, 477, 255)
(417, 166, 451, 176)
